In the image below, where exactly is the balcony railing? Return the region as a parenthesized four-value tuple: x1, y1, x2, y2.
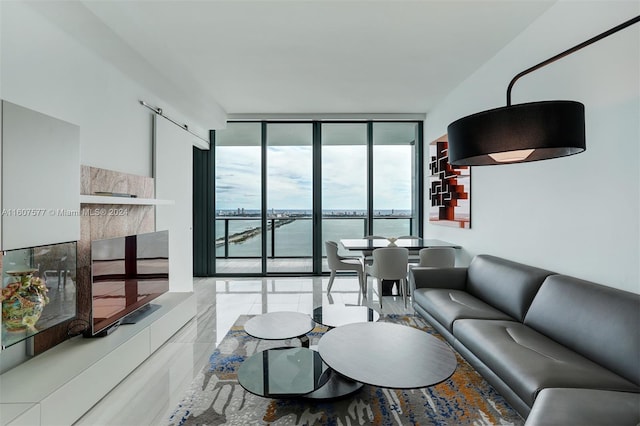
(215, 216, 414, 259)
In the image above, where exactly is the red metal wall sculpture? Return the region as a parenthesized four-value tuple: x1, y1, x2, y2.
(429, 136, 471, 228)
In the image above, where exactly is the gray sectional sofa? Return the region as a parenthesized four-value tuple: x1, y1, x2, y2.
(409, 254, 640, 425)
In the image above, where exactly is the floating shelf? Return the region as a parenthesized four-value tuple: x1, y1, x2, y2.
(80, 195, 174, 205)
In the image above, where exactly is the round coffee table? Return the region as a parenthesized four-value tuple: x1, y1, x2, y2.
(317, 322, 457, 389)
(244, 311, 316, 347)
(238, 347, 331, 397)
(242, 311, 362, 399)
(312, 304, 380, 328)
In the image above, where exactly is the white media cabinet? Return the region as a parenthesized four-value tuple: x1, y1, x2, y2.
(0, 292, 195, 425)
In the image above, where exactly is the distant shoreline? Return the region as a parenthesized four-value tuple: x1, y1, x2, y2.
(217, 209, 412, 217)
(215, 218, 295, 247)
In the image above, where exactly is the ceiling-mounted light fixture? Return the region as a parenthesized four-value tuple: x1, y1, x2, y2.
(447, 15, 640, 166)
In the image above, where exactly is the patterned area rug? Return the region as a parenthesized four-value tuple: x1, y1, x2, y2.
(168, 314, 524, 425)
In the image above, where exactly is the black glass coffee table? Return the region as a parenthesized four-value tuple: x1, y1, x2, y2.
(238, 347, 331, 397)
(309, 305, 380, 398)
(312, 304, 380, 328)
(240, 311, 363, 399)
(244, 311, 316, 347)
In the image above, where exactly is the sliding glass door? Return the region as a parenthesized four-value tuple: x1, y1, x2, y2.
(372, 122, 420, 237)
(199, 120, 422, 276)
(321, 123, 368, 272)
(214, 123, 263, 274)
(266, 123, 314, 273)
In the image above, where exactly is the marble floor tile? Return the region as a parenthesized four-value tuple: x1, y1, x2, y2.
(76, 275, 413, 425)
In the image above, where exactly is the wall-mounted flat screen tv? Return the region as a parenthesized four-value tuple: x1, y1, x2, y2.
(89, 230, 169, 336)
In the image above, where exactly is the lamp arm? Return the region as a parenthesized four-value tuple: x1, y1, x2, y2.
(506, 15, 640, 106)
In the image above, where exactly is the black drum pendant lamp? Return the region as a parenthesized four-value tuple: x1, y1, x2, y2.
(448, 15, 640, 166)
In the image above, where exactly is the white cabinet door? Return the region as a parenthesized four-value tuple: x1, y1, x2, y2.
(1, 101, 80, 250)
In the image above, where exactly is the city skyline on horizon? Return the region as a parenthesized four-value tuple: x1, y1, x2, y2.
(217, 208, 413, 215)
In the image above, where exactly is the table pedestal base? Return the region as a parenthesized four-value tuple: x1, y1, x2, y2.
(381, 279, 398, 296)
(299, 335, 310, 348)
(304, 370, 363, 399)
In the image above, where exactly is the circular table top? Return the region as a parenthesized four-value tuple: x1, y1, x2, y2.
(237, 347, 330, 397)
(317, 321, 457, 389)
(312, 304, 380, 328)
(244, 311, 316, 340)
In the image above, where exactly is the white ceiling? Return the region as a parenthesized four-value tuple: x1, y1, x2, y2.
(37, 1, 555, 122)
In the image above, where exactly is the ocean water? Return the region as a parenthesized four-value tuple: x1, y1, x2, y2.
(215, 217, 412, 257)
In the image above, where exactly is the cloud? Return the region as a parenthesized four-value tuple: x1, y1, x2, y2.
(215, 143, 412, 210)
(322, 145, 367, 210)
(215, 147, 261, 209)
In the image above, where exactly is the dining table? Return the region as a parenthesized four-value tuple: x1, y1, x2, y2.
(339, 238, 461, 252)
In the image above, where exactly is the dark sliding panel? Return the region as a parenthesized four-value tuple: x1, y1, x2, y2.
(193, 144, 212, 276)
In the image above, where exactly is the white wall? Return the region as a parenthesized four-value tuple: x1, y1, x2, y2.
(1, 2, 225, 290)
(424, 2, 640, 294)
(2, 2, 147, 176)
(0, 1, 222, 176)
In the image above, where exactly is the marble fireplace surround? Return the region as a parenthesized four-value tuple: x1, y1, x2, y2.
(30, 166, 156, 354)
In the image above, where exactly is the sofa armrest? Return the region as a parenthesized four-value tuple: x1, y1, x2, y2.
(409, 267, 467, 292)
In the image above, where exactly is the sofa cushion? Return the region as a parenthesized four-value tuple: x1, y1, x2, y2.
(454, 319, 639, 407)
(524, 388, 640, 426)
(413, 288, 512, 332)
(524, 275, 640, 386)
(466, 255, 554, 321)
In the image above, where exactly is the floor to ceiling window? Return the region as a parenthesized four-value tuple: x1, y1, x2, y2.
(320, 123, 368, 272)
(213, 122, 263, 274)
(194, 120, 422, 276)
(372, 122, 419, 237)
(266, 123, 314, 273)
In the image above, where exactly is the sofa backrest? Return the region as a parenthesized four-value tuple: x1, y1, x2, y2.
(525, 275, 640, 386)
(466, 255, 554, 321)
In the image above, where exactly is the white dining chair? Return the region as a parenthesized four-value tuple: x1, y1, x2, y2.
(405, 247, 456, 304)
(325, 241, 365, 296)
(360, 235, 386, 266)
(364, 247, 409, 308)
(418, 247, 456, 267)
(398, 235, 420, 262)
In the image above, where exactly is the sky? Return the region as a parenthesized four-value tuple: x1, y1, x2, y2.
(215, 144, 412, 211)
